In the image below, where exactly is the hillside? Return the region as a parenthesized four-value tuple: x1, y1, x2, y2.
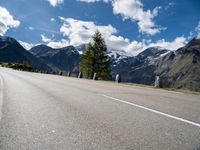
(155, 38, 200, 91)
(112, 47, 169, 85)
(0, 36, 52, 72)
(30, 45, 80, 72)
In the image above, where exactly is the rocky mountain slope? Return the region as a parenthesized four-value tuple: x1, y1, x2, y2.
(111, 47, 169, 85)
(112, 38, 200, 91)
(30, 45, 80, 72)
(155, 38, 200, 91)
(0, 36, 52, 71)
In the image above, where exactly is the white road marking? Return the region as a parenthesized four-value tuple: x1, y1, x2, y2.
(102, 94, 200, 128)
(0, 73, 4, 121)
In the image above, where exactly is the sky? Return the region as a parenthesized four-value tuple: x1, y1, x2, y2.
(0, 0, 200, 55)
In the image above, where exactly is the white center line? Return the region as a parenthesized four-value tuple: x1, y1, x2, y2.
(102, 94, 200, 128)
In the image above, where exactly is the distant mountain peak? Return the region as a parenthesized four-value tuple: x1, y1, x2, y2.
(0, 35, 52, 71)
(0, 35, 18, 44)
(137, 46, 169, 60)
(186, 37, 200, 47)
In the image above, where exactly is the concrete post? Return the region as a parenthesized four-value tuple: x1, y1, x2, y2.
(115, 74, 121, 83)
(68, 72, 71, 77)
(78, 72, 82, 78)
(59, 71, 63, 76)
(93, 73, 98, 80)
(155, 75, 160, 88)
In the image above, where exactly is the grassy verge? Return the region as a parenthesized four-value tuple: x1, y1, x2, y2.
(97, 80, 200, 95)
(1, 62, 199, 95)
(161, 88, 200, 95)
(0, 62, 33, 72)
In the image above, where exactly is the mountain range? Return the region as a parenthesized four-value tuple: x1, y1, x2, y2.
(0, 36, 51, 72)
(30, 45, 80, 72)
(0, 35, 199, 91)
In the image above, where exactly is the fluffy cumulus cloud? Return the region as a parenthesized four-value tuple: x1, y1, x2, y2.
(47, 0, 64, 7)
(47, 39, 69, 48)
(24, 16, 187, 54)
(56, 17, 186, 55)
(40, 33, 69, 48)
(0, 6, 20, 36)
(147, 36, 187, 51)
(76, 0, 164, 36)
(59, 17, 117, 45)
(112, 0, 164, 36)
(59, 17, 145, 54)
(196, 21, 200, 39)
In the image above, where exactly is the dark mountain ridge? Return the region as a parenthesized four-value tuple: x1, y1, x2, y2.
(30, 45, 80, 72)
(0, 36, 52, 71)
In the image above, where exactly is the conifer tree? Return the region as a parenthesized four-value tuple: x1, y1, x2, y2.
(80, 31, 111, 80)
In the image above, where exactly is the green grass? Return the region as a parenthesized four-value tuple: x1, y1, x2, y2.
(162, 88, 200, 95)
(0, 62, 33, 71)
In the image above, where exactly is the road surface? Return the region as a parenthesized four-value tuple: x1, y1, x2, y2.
(0, 67, 200, 150)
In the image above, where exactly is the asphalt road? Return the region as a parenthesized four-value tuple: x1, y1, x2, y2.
(0, 67, 200, 150)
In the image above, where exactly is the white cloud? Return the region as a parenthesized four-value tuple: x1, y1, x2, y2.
(59, 17, 116, 46)
(47, 39, 69, 48)
(76, 0, 164, 36)
(78, 0, 100, 2)
(50, 18, 55, 22)
(195, 21, 200, 39)
(28, 26, 34, 30)
(40, 33, 69, 48)
(41, 34, 52, 43)
(47, 0, 64, 7)
(112, 0, 164, 36)
(0, 6, 20, 36)
(78, 0, 109, 3)
(147, 36, 187, 51)
(19, 40, 34, 50)
(58, 17, 186, 55)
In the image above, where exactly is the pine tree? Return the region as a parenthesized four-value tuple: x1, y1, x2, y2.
(80, 31, 111, 80)
(79, 43, 95, 79)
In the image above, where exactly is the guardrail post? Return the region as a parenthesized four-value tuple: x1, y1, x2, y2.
(78, 72, 82, 78)
(93, 73, 98, 80)
(68, 72, 71, 77)
(154, 75, 160, 88)
(115, 74, 121, 83)
(59, 71, 63, 76)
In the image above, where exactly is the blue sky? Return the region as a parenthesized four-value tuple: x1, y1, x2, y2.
(0, 0, 200, 55)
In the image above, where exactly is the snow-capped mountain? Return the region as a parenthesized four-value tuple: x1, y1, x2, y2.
(111, 47, 170, 84)
(107, 49, 130, 64)
(75, 44, 88, 54)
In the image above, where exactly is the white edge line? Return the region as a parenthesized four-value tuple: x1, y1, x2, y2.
(0, 73, 3, 121)
(102, 94, 200, 128)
